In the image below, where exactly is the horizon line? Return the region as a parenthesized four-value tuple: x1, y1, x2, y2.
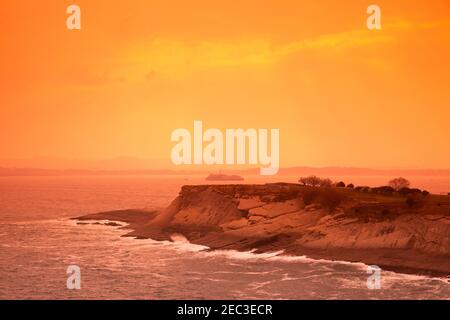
(1, 165, 450, 177)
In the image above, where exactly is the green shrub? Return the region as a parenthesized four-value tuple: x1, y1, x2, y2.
(336, 181, 346, 187)
(318, 189, 346, 211)
(302, 189, 318, 205)
(405, 195, 423, 208)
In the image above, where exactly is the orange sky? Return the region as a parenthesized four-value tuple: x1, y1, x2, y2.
(1, 0, 450, 169)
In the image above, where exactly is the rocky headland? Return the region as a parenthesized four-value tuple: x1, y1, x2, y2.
(75, 183, 450, 276)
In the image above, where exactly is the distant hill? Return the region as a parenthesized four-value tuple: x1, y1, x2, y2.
(276, 167, 450, 177)
(0, 167, 176, 176)
(1, 166, 449, 177)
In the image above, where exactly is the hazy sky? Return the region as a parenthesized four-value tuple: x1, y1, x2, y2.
(1, 0, 449, 169)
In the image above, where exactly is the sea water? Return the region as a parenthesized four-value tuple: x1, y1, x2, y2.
(0, 175, 448, 299)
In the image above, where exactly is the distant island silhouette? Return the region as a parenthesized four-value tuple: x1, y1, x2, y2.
(205, 173, 244, 181)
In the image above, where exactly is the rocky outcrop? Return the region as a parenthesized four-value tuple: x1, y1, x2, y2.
(77, 183, 450, 276)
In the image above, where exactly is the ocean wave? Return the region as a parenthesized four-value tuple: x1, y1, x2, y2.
(71, 220, 450, 284)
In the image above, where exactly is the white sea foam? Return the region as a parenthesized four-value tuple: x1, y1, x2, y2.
(165, 234, 449, 284)
(71, 219, 449, 285)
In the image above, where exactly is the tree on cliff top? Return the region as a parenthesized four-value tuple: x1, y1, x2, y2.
(388, 177, 411, 191)
(319, 178, 333, 188)
(336, 181, 346, 187)
(299, 175, 333, 187)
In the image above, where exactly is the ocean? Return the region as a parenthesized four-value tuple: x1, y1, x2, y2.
(0, 175, 449, 299)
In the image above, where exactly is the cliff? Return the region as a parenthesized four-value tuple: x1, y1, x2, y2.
(76, 183, 450, 276)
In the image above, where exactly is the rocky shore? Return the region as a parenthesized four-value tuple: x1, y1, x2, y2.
(75, 183, 450, 277)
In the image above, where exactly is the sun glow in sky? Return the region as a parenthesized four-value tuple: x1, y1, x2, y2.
(1, 0, 450, 169)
